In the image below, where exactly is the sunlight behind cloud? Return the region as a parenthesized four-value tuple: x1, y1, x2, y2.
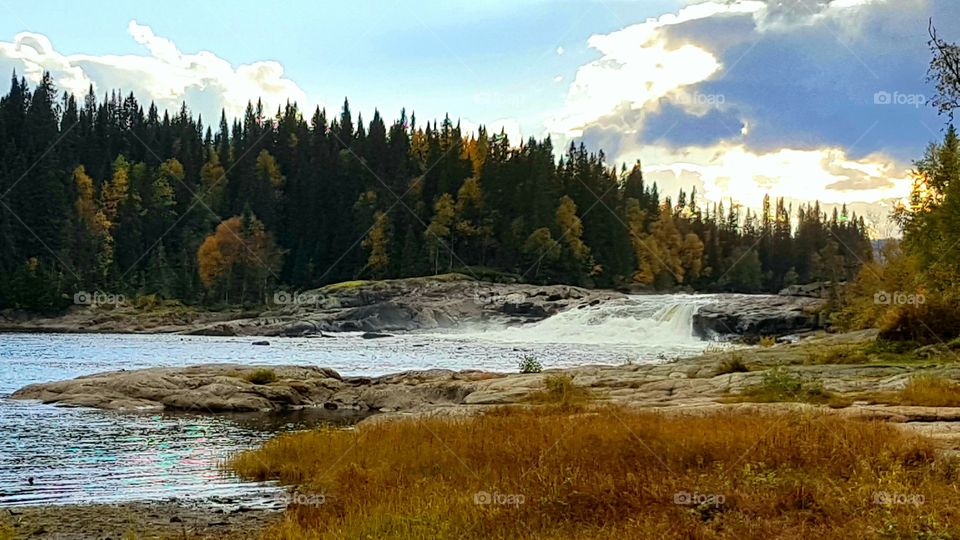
(550, 0, 920, 212)
(635, 143, 911, 205)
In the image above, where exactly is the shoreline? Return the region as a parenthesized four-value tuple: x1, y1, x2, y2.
(2, 500, 279, 539)
(0, 274, 828, 339)
(9, 328, 960, 537)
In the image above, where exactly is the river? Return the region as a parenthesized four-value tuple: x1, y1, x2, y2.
(0, 294, 734, 508)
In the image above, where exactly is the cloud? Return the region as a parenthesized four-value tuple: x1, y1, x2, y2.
(0, 21, 310, 121)
(629, 142, 911, 206)
(550, 0, 953, 208)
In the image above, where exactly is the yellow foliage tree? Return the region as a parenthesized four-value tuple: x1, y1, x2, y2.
(197, 214, 284, 303)
(362, 211, 391, 277)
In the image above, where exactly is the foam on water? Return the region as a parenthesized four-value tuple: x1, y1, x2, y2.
(445, 294, 717, 346)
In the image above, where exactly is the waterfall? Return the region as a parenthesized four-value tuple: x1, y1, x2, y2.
(461, 295, 715, 346)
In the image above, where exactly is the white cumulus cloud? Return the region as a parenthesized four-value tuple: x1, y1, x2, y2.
(0, 20, 311, 121)
(548, 1, 766, 136)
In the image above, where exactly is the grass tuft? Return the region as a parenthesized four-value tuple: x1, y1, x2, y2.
(525, 374, 591, 409)
(738, 368, 834, 404)
(758, 336, 777, 348)
(715, 353, 749, 375)
(244, 368, 278, 385)
(897, 375, 960, 407)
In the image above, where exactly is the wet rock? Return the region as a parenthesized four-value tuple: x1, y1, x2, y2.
(693, 295, 826, 339)
(778, 281, 840, 299)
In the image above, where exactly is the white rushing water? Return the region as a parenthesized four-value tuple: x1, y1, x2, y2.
(447, 295, 716, 347)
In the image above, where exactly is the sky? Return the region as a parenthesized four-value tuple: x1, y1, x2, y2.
(0, 0, 956, 233)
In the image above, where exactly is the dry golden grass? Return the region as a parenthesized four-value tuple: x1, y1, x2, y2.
(523, 374, 591, 408)
(227, 406, 960, 539)
(758, 336, 777, 348)
(896, 375, 960, 407)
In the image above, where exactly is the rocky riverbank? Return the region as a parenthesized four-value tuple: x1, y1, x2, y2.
(15, 329, 960, 453)
(0, 274, 621, 337)
(0, 274, 828, 338)
(1, 500, 278, 539)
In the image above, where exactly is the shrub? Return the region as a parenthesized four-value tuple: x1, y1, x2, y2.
(878, 302, 960, 344)
(716, 353, 749, 375)
(740, 368, 833, 404)
(244, 368, 278, 385)
(518, 355, 543, 374)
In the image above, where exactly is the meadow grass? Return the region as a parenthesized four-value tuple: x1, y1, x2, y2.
(227, 405, 960, 539)
(895, 375, 960, 407)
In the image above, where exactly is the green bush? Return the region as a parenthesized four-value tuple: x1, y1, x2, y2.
(741, 368, 833, 404)
(518, 356, 543, 374)
(879, 302, 960, 344)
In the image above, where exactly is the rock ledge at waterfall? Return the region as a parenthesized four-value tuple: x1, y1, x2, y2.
(692, 295, 826, 339)
(1, 274, 832, 339)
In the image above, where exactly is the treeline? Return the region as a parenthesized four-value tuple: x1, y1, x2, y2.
(0, 72, 872, 309)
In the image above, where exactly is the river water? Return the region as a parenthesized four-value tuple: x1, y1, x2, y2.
(0, 294, 739, 508)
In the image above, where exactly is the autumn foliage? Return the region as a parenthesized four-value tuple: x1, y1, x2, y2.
(197, 213, 283, 304)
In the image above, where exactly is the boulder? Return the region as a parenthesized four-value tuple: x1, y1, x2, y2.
(693, 295, 826, 339)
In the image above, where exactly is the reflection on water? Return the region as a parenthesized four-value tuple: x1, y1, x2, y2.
(0, 294, 731, 507)
(0, 403, 365, 507)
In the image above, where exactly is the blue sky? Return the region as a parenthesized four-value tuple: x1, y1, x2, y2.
(0, 0, 674, 135)
(0, 0, 956, 227)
